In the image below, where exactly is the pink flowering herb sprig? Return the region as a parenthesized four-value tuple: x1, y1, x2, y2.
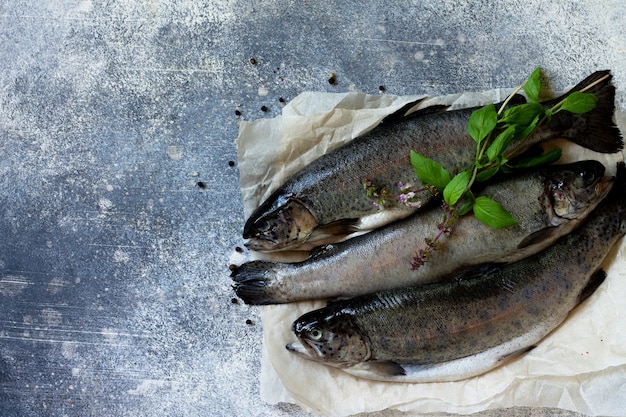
(410, 200, 457, 270)
(364, 179, 456, 268)
(363, 180, 435, 208)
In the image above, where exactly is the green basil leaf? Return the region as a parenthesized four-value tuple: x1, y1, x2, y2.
(523, 67, 542, 103)
(560, 91, 597, 114)
(467, 103, 497, 144)
(475, 165, 500, 182)
(473, 196, 518, 229)
(513, 113, 542, 141)
(487, 125, 516, 162)
(455, 192, 474, 216)
(501, 102, 545, 127)
(509, 148, 562, 169)
(410, 150, 451, 192)
(443, 170, 471, 206)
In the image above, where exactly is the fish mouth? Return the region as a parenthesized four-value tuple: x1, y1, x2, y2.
(243, 236, 311, 252)
(286, 341, 323, 361)
(286, 341, 307, 354)
(243, 237, 286, 252)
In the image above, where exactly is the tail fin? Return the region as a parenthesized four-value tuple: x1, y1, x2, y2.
(230, 261, 281, 305)
(546, 70, 623, 153)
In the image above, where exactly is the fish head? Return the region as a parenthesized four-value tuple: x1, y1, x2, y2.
(286, 309, 370, 368)
(547, 160, 612, 222)
(243, 194, 318, 252)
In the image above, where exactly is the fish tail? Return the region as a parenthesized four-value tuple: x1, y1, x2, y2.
(230, 261, 280, 305)
(547, 70, 623, 153)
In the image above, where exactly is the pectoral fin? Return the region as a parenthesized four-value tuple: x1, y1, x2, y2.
(497, 345, 536, 365)
(517, 227, 559, 249)
(311, 219, 360, 239)
(345, 360, 406, 380)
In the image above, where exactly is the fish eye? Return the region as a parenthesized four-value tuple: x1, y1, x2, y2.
(580, 170, 596, 186)
(255, 219, 272, 232)
(308, 327, 323, 341)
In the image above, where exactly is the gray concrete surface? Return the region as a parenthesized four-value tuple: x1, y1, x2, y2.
(0, 1, 624, 416)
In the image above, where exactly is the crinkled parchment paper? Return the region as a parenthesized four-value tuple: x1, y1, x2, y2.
(234, 89, 626, 417)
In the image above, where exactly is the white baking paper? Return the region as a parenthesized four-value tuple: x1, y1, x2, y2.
(235, 89, 626, 416)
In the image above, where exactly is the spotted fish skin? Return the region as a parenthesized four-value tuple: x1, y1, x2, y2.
(287, 163, 626, 382)
(244, 71, 622, 252)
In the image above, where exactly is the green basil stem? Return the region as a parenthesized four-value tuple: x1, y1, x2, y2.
(497, 83, 526, 116)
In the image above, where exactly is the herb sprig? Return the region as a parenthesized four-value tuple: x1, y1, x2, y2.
(372, 68, 598, 269)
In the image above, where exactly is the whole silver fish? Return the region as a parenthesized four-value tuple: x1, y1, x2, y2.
(233, 160, 612, 304)
(286, 163, 626, 383)
(243, 71, 622, 252)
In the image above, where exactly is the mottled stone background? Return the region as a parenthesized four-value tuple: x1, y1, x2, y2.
(0, 1, 624, 416)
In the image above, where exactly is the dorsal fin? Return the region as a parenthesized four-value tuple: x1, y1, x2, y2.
(349, 360, 407, 378)
(517, 227, 559, 249)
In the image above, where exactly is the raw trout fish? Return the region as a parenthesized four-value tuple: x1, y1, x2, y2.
(243, 71, 622, 252)
(286, 163, 626, 383)
(233, 160, 612, 304)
